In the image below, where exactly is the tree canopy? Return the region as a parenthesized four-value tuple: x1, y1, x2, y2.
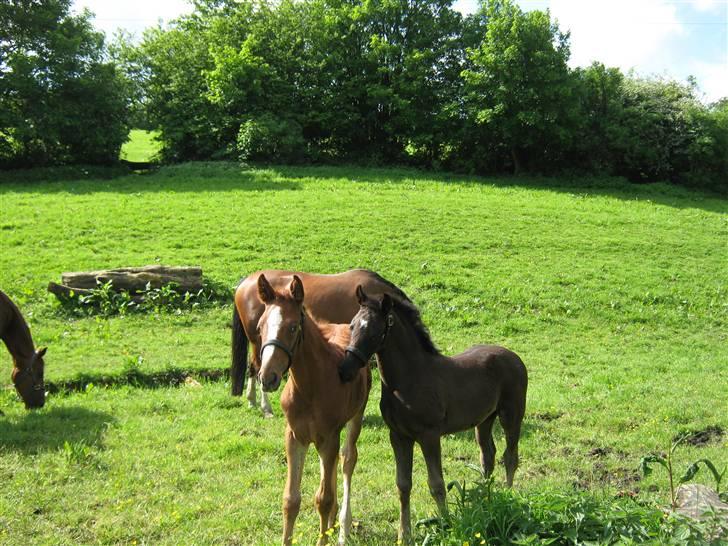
(0, 0, 129, 167)
(1, 0, 725, 190)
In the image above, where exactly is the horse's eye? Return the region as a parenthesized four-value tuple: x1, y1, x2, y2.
(290, 324, 297, 333)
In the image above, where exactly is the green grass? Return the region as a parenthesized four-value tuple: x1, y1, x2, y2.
(120, 129, 162, 163)
(0, 162, 726, 544)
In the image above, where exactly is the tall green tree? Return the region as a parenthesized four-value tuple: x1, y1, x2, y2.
(462, 0, 576, 173)
(0, 0, 129, 166)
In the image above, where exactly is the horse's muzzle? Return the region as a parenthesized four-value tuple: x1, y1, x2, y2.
(260, 372, 281, 392)
(338, 354, 362, 383)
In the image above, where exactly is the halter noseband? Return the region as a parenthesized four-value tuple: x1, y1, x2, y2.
(345, 312, 394, 365)
(260, 309, 305, 373)
(14, 364, 44, 391)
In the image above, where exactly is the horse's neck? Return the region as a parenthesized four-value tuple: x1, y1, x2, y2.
(0, 302, 35, 364)
(289, 315, 342, 394)
(377, 315, 434, 391)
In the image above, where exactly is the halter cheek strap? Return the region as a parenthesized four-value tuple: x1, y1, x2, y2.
(345, 312, 394, 365)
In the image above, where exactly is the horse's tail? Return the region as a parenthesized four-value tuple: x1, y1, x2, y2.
(231, 304, 248, 396)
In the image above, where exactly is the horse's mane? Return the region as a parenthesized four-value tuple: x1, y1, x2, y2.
(364, 270, 414, 304)
(389, 295, 439, 355)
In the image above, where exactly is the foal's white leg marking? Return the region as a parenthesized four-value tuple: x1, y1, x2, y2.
(261, 388, 273, 418)
(337, 466, 352, 545)
(338, 418, 362, 545)
(246, 373, 257, 408)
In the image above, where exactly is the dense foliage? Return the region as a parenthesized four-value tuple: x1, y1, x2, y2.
(120, 0, 724, 190)
(420, 478, 727, 545)
(0, 0, 130, 167)
(2, 0, 725, 189)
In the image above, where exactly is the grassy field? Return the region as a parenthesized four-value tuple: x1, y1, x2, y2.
(0, 155, 726, 544)
(119, 129, 162, 163)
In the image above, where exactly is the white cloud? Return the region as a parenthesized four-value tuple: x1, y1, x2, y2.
(549, 0, 683, 71)
(691, 0, 722, 12)
(692, 61, 728, 102)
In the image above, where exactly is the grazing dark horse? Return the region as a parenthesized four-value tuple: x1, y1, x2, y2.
(0, 290, 46, 409)
(339, 286, 527, 543)
(232, 269, 408, 416)
(256, 274, 371, 545)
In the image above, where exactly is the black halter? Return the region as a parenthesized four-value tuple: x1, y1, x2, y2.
(345, 312, 394, 365)
(260, 309, 305, 373)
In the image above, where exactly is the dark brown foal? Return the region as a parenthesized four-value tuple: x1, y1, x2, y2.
(339, 286, 527, 543)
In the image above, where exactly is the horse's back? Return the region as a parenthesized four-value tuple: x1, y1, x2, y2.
(452, 344, 528, 394)
(0, 289, 20, 334)
(234, 268, 405, 326)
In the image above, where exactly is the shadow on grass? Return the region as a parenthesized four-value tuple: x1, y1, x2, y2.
(45, 366, 227, 394)
(275, 164, 726, 214)
(3, 161, 722, 212)
(0, 406, 115, 454)
(0, 162, 301, 194)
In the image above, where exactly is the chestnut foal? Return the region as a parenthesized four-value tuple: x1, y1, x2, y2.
(0, 290, 46, 409)
(339, 286, 528, 543)
(256, 275, 371, 545)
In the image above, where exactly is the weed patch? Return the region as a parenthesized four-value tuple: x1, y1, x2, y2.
(53, 279, 231, 317)
(421, 478, 725, 545)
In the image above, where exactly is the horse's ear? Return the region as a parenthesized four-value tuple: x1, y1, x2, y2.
(381, 294, 393, 314)
(355, 285, 367, 305)
(257, 274, 276, 303)
(290, 275, 304, 304)
(36, 347, 47, 358)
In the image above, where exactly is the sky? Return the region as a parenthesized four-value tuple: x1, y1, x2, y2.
(73, 0, 727, 103)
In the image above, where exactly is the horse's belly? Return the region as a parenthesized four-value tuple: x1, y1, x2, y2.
(380, 389, 444, 438)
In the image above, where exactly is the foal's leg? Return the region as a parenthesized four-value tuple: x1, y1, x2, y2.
(248, 349, 273, 417)
(315, 436, 340, 545)
(283, 426, 308, 546)
(419, 434, 448, 519)
(499, 408, 523, 487)
(475, 413, 498, 477)
(337, 410, 364, 545)
(260, 386, 273, 418)
(389, 429, 414, 544)
(246, 362, 258, 409)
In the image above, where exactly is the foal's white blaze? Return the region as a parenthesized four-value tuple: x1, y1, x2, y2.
(260, 306, 284, 365)
(359, 319, 368, 329)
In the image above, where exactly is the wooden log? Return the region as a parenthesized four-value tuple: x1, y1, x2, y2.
(60, 266, 203, 293)
(47, 282, 147, 302)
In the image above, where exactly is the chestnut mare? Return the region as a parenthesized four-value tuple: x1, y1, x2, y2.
(256, 274, 371, 546)
(339, 287, 527, 543)
(232, 269, 408, 416)
(0, 290, 46, 409)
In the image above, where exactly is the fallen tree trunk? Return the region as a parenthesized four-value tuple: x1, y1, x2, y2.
(60, 265, 203, 293)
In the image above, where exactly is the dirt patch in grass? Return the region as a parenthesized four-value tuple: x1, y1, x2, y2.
(587, 446, 628, 460)
(573, 463, 642, 492)
(532, 410, 564, 421)
(674, 425, 724, 447)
